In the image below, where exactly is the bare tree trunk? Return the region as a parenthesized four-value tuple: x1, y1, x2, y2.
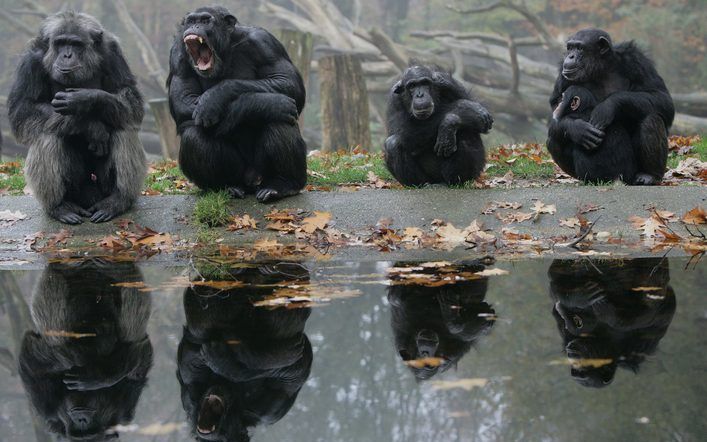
(319, 54, 371, 152)
(148, 99, 179, 160)
(277, 29, 314, 127)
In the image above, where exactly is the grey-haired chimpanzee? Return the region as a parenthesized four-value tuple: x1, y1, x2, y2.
(167, 6, 307, 202)
(553, 86, 637, 183)
(549, 258, 676, 388)
(178, 263, 312, 441)
(384, 65, 492, 186)
(19, 260, 153, 439)
(8, 11, 146, 224)
(547, 29, 674, 185)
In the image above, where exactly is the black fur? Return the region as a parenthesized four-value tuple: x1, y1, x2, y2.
(177, 263, 312, 442)
(7, 11, 146, 224)
(549, 258, 676, 388)
(167, 6, 307, 203)
(18, 260, 153, 439)
(388, 260, 495, 380)
(547, 28, 675, 185)
(384, 65, 492, 186)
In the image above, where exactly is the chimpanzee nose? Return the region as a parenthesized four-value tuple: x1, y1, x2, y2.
(64, 52, 72, 59)
(415, 90, 424, 98)
(568, 54, 576, 60)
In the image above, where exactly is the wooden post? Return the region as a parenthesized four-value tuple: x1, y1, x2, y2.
(277, 29, 313, 87)
(319, 54, 371, 153)
(147, 98, 180, 160)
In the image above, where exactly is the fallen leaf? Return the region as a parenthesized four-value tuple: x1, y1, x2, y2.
(682, 206, 706, 225)
(404, 357, 445, 369)
(475, 268, 509, 277)
(559, 217, 581, 229)
(227, 214, 258, 231)
(629, 215, 666, 237)
(0, 210, 28, 227)
(300, 211, 331, 234)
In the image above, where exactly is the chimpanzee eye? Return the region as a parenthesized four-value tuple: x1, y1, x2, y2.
(201, 17, 210, 24)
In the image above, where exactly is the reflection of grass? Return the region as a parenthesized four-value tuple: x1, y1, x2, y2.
(307, 153, 393, 185)
(193, 191, 231, 227)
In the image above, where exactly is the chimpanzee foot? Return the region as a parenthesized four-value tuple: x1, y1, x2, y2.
(50, 202, 91, 224)
(87, 200, 121, 223)
(226, 186, 246, 199)
(256, 188, 281, 203)
(633, 173, 659, 186)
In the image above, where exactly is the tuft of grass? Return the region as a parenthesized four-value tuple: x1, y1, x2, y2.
(193, 190, 231, 227)
(307, 152, 393, 185)
(0, 160, 25, 194)
(485, 157, 556, 178)
(144, 160, 194, 195)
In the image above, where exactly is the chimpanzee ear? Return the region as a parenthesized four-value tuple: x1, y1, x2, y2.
(392, 80, 404, 94)
(598, 36, 611, 55)
(224, 14, 237, 26)
(91, 30, 104, 46)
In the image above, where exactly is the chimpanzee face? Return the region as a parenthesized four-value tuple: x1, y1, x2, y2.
(552, 86, 597, 120)
(42, 16, 104, 86)
(393, 66, 441, 120)
(562, 28, 613, 82)
(182, 7, 237, 78)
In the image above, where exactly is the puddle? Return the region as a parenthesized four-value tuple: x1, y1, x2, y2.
(0, 256, 704, 441)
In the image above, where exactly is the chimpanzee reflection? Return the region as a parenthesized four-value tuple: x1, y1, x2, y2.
(387, 260, 495, 380)
(177, 262, 313, 442)
(18, 260, 153, 440)
(549, 258, 676, 388)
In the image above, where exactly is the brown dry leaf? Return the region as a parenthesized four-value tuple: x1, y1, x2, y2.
(497, 211, 533, 224)
(0, 210, 28, 228)
(682, 206, 706, 225)
(402, 227, 424, 242)
(112, 281, 148, 289)
(559, 217, 581, 229)
(481, 201, 522, 215)
(578, 204, 602, 214)
(47, 229, 73, 247)
(44, 330, 97, 339)
(227, 214, 258, 231)
(475, 268, 509, 277)
(253, 238, 283, 252)
(265, 208, 303, 223)
(435, 223, 468, 244)
(267, 220, 297, 233)
(99, 236, 130, 251)
(300, 211, 331, 234)
(531, 201, 557, 219)
(501, 228, 532, 241)
(134, 233, 172, 247)
(404, 357, 445, 369)
(430, 378, 489, 391)
(654, 210, 678, 223)
(192, 280, 246, 290)
(367, 171, 391, 189)
(629, 215, 666, 237)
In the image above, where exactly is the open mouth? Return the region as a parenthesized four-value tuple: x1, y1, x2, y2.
(197, 394, 225, 435)
(184, 34, 214, 72)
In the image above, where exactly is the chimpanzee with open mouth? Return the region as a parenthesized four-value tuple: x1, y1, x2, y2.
(167, 6, 307, 202)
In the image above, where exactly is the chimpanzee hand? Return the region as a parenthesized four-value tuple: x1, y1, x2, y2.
(52, 88, 102, 115)
(473, 104, 494, 134)
(268, 95, 299, 125)
(87, 196, 122, 223)
(85, 121, 111, 157)
(589, 101, 616, 131)
(568, 119, 605, 150)
(193, 88, 229, 127)
(434, 114, 460, 158)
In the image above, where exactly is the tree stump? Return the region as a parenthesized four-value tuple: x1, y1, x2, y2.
(148, 98, 180, 160)
(319, 54, 371, 153)
(277, 29, 313, 87)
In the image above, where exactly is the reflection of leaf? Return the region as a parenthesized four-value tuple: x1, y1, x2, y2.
(112, 281, 147, 288)
(549, 358, 613, 368)
(497, 211, 533, 224)
(192, 280, 245, 290)
(475, 268, 509, 277)
(404, 357, 445, 369)
(137, 422, 185, 435)
(631, 286, 662, 292)
(430, 377, 510, 391)
(44, 330, 97, 339)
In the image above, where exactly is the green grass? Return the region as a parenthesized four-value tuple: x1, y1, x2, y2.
(667, 136, 707, 169)
(307, 153, 394, 185)
(144, 161, 193, 195)
(193, 190, 232, 227)
(0, 160, 25, 195)
(485, 157, 556, 179)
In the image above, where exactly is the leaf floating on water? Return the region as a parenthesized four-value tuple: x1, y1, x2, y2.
(475, 268, 509, 277)
(404, 357, 445, 369)
(549, 358, 613, 368)
(682, 206, 706, 225)
(44, 330, 97, 339)
(226, 339, 241, 345)
(430, 377, 510, 391)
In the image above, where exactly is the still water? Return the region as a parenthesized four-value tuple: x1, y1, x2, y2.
(0, 257, 704, 442)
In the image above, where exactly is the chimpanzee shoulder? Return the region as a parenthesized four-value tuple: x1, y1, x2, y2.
(613, 41, 669, 91)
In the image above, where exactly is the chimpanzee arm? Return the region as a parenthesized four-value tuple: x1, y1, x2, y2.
(434, 100, 493, 157)
(167, 74, 202, 128)
(214, 93, 298, 136)
(591, 90, 675, 131)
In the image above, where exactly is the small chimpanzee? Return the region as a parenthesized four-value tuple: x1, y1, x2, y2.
(8, 11, 146, 224)
(549, 258, 676, 388)
(384, 65, 493, 186)
(553, 86, 637, 183)
(547, 29, 675, 185)
(167, 6, 307, 202)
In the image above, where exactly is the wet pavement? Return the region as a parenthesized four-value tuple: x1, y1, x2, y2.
(0, 255, 704, 441)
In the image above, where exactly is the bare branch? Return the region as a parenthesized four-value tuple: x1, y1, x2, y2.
(0, 8, 36, 37)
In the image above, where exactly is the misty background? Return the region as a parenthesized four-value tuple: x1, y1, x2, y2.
(0, 0, 705, 157)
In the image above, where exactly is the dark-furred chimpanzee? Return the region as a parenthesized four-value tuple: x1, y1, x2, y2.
(167, 6, 307, 202)
(547, 29, 674, 185)
(8, 11, 146, 224)
(548, 258, 676, 388)
(387, 259, 495, 380)
(19, 260, 153, 440)
(177, 263, 312, 442)
(553, 86, 637, 183)
(384, 65, 492, 186)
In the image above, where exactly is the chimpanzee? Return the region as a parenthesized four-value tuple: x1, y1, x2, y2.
(167, 6, 307, 202)
(7, 11, 146, 224)
(548, 258, 676, 388)
(387, 260, 495, 380)
(384, 65, 493, 186)
(547, 29, 674, 185)
(553, 85, 637, 183)
(177, 263, 312, 441)
(18, 260, 153, 439)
